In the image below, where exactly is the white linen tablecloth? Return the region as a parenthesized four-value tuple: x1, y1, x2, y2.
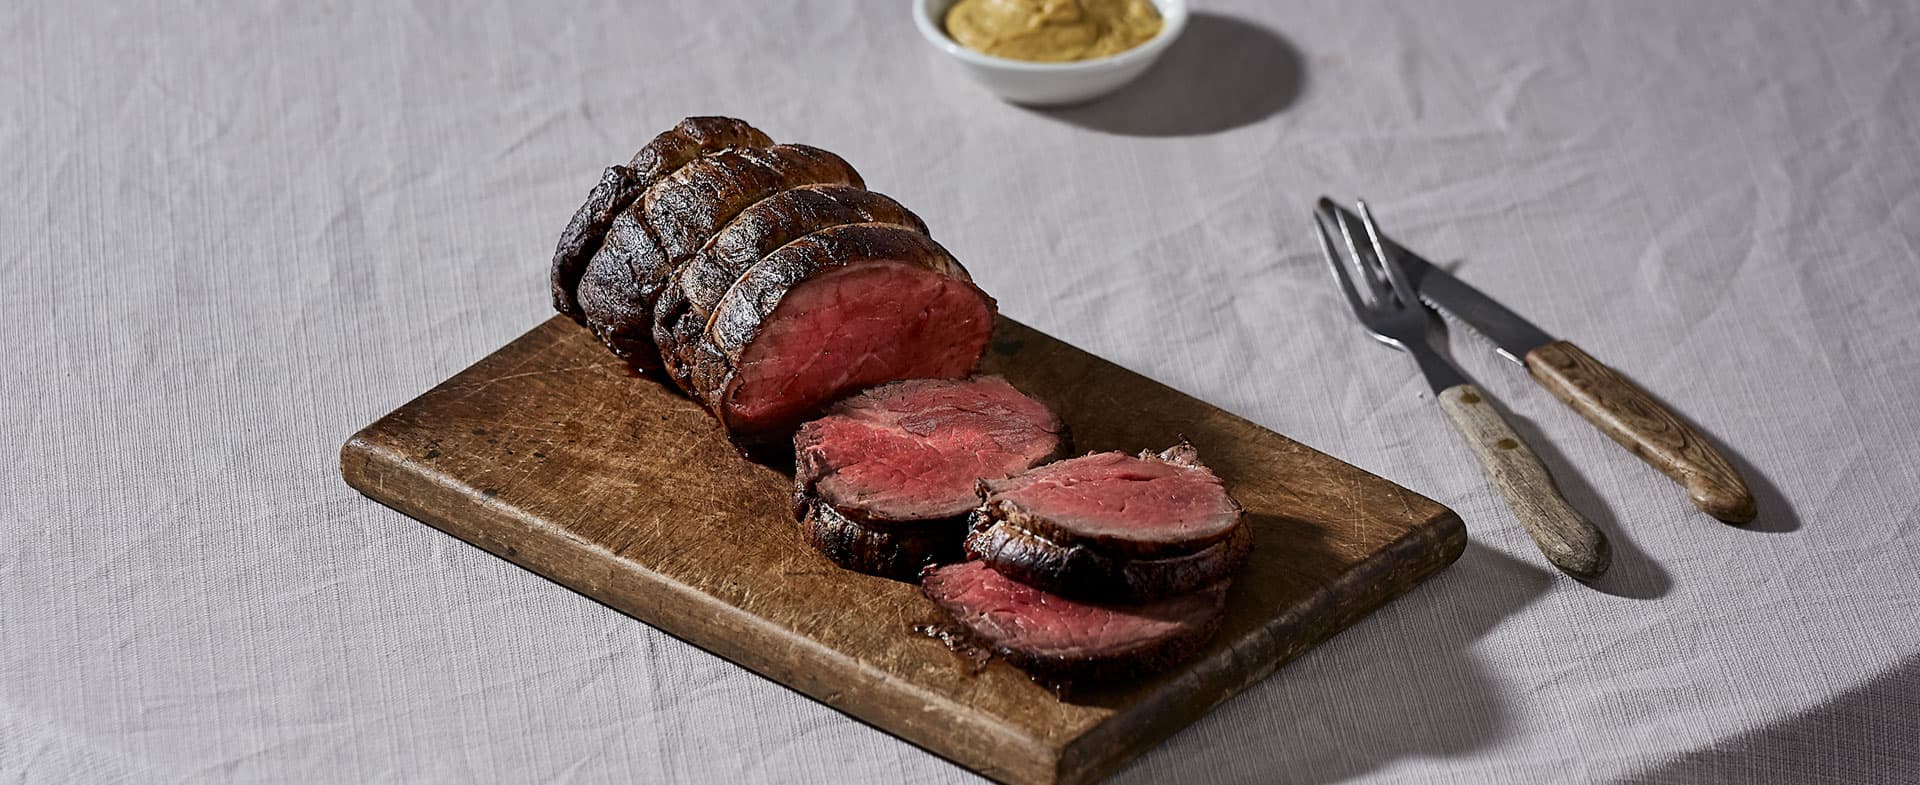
(4, 1, 1917, 782)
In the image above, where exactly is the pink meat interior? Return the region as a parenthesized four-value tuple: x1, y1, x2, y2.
(728, 262, 994, 434)
(923, 561, 1221, 658)
(798, 377, 1061, 521)
(988, 452, 1238, 545)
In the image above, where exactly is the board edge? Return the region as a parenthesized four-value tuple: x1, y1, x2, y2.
(340, 427, 1066, 785)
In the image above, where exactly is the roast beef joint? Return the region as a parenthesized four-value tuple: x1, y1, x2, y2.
(550, 117, 997, 440)
(550, 118, 1253, 685)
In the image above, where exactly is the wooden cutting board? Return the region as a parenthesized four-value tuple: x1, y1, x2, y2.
(340, 315, 1465, 785)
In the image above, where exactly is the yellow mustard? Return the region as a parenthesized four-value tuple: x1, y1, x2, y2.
(944, 0, 1164, 63)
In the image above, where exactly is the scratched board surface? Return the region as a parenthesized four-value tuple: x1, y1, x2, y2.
(340, 316, 1464, 785)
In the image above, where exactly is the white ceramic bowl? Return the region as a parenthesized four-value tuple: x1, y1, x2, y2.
(913, 0, 1189, 106)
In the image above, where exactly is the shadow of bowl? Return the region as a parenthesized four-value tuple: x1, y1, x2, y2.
(1029, 12, 1306, 137)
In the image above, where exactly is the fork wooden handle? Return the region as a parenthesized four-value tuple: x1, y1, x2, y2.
(1523, 341, 1756, 523)
(1439, 384, 1611, 581)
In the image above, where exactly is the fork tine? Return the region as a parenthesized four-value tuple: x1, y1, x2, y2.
(1312, 212, 1372, 319)
(1356, 200, 1421, 308)
(1330, 200, 1390, 304)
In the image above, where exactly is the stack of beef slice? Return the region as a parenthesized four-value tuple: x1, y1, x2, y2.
(796, 386, 1251, 683)
(552, 117, 1251, 684)
(925, 443, 1251, 683)
(793, 376, 1069, 581)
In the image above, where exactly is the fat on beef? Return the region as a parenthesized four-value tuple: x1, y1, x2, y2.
(967, 443, 1249, 602)
(793, 376, 1067, 580)
(921, 560, 1229, 682)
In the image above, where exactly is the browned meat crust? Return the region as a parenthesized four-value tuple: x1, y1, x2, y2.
(551, 117, 770, 322)
(654, 185, 927, 395)
(800, 499, 966, 582)
(685, 223, 985, 424)
(550, 165, 639, 320)
(964, 516, 1252, 603)
(581, 144, 863, 369)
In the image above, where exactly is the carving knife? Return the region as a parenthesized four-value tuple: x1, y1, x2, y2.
(1317, 199, 1756, 523)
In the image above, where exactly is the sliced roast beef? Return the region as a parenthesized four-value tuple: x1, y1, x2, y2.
(654, 185, 928, 395)
(646, 146, 863, 274)
(553, 117, 996, 441)
(975, 443, 1244, 559)
(801, 502, 967, 582)
(551, 116, 771, 321)
(627, 117, 774, 187)
(791, 376, 1067, 579)
(921, 560, 1229, 682)
(965, 515, 1251, 603)
(687, 223, 996, 439)
(576, 144, 863, 367)
(795, 377, 1067, 522)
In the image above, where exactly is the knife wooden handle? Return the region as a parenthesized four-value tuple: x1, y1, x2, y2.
(1439, 384, 1611, 581)
(1524, 341, 1756, 523)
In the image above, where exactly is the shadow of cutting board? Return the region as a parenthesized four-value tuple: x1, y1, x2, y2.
(340, 315, 1465, 785)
